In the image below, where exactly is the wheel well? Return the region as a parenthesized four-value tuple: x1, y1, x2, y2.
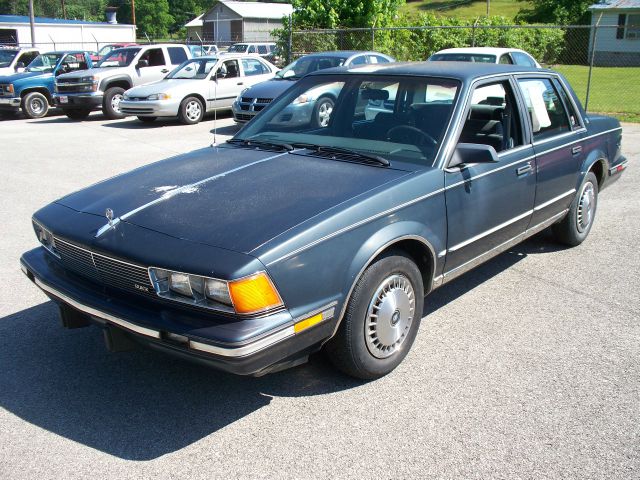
(105, 80, 131, 91)
(20, 88, 52, 103)
(183, 93, 206, 108)
(371, 239, 435, 295)
(590, 159, 606, 188)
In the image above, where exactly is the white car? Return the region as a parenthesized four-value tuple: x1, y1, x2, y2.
(428, 47, 541, 67)
(120, 54, 277, 124)
(0, 47, 40, 76)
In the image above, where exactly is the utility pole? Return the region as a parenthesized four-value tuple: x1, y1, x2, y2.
(28, 0, 36, 47)
(61, 0, 67, 19)
(486, 0, 490, 16)
(131, 0, 137, 25)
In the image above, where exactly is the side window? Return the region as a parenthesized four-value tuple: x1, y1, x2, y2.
(373, 55, 390, 64)
(141, 48, 165, 66)
(257, 45, 268, 55)
(18, 51, 38, 66)
(247, 45, 256, 54)
(512, 52, 536, 67)
(222, 59, 240, 78)
(60, 53, 87, 72)
(518, 78, 571, 141)
(241, 58, 267, 76)
(350, 55, 367, 66)
(499, 54, 513, 64)
(459, 81, 523, 152)
(553, 78, 581, 129)
(168, 47, 187, 65)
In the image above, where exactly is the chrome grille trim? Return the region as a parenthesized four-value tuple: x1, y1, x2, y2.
(53, 237, 155, 297)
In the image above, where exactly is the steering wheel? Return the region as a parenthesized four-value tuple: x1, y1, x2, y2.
(386, 125, 437, 146)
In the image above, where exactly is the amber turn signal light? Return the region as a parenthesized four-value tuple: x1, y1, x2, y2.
(228, 272, 283, 315)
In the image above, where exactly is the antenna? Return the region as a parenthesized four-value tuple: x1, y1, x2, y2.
(212, 66, 218, 147)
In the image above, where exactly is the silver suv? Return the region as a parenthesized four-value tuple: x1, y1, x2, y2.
(54, 44, 191, 120)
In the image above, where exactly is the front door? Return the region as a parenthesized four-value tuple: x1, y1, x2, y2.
(443, 78, 536, 278)
(134, 47, 169, 84)
(209, 59, 243, 110)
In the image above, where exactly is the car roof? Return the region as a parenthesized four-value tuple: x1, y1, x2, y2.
(301, 50, 385, 59)
(308, 61, 548, 80)
(434, 47, 527, 56)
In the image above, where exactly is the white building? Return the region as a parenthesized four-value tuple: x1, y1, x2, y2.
(589, 0, 640, 66)
(186, 1, 292, 45)
(0, 14, 136, 52)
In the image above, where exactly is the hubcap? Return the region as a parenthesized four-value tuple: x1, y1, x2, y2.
(365, 274, 415, 359)
(31, 98, 45, 115)
(111, 93, 123, 112)
(186, 101, 202, 121)
(577, 182, 595, 232)
(317, 101, 332, 127)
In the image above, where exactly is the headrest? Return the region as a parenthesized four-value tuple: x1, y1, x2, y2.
(470, 105, 504, 120)
(361, 89, 389, 101)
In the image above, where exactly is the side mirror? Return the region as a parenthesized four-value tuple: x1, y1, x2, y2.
(15, 61, 25, 71)
(136, 59, 149, 69)
(449, 143, 498, 169)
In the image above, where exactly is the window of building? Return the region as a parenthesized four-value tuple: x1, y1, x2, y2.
(626, 14, 640, 39)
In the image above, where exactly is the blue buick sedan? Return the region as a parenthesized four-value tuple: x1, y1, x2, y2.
(21, 62, 627, 379)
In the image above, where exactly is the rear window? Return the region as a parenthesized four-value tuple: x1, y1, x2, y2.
(431, 53, 496, 63)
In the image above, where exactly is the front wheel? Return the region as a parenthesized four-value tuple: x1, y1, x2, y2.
(178, 96, 204, 125)
(325, 253, 424, 379)
(65, 109, 91, 120)
(22, 92, 49, 119)
(102, 87, 126, 119)
(552, 171, 599, 246)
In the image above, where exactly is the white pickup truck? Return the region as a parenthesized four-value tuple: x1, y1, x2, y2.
(54, 44, 191, 120)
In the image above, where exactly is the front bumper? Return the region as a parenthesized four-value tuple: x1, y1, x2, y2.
(0, 96, 21, 111)
(120, 99, 180, 117)
(54, 92, 103, 109)
(232, 101, 314, 125)
(20, 247, 337, 375)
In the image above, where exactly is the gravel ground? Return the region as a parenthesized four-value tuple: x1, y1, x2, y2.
(0, 111, 638, 479)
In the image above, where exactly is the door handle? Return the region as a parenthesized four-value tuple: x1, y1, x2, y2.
(516, 163, 533, 176)
(572, 145, 582, 155)
(237, 82, 244, 85)
(161, 69, 169, 73)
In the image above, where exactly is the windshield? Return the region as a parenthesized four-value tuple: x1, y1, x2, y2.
(167, 58, 218, 79)
(276, 56, 347, 79)
(430, 53, 496, 63)
(228, 44, 248, 53)
(0, 50, 19, 68)
(235, 74, 460, 167)
(25, 53, 63, 72)
(97, 47, 141, 67)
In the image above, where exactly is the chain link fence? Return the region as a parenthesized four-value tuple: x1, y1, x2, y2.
(288, 24, 640, 122)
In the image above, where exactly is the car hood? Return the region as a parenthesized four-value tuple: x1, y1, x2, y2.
(57, 66, 124, 80)
(55, 145, 410, 254)
(0, 70, 51, 84)
(241, 78, 296, 99)
(126, 79, 196, 96)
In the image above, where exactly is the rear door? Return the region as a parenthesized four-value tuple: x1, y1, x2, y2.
(443, 77, 536, 277)
(240, 57, 273, 88)
(516, 76, 585, 226)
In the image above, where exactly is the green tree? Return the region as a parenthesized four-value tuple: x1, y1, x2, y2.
(516, 0, 593, 25)
(290, 0, 405, 29)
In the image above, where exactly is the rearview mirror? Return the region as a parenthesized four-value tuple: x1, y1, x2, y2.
(449, 143, 498, 169)
(136, 59, 149, 69)
(15, 61, 25, 71)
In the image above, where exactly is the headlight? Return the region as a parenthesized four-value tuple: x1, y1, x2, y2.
(80, 75, 98, 83)
(292, 94, 311, 105)
(32, 220, 59, 257)
(147, 93, 171, 101)
(149, 268, 283, 315)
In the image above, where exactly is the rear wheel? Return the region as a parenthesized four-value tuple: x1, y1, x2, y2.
(137, 116, 157, 123)
(65, 109, 91, 120)
(102, 87, 126, 119)
(22, 92, 49, 119)
(325, 253, 424, 379)
(312, 96, 334, 128)
(178, 96, 204, 125)
(552, 171, 598, 246)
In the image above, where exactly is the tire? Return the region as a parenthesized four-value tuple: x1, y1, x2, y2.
(22, 92, 49, 119)
(552, 171, 599, 246)
(65, 109, 91, 120)
(312, 96, 334, 128)
(325, 252, 424, 379)
(102, 87, 126, 119)
(178, 96, 204, 125)
(137, 116, 157, 123)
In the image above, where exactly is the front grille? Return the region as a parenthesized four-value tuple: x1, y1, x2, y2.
(241, 96, 252, 103)
(256, 98, 272, 104)
(234, 113, 253, 121)
(54, 237, 156, 298)
(121, 106, 155, 114)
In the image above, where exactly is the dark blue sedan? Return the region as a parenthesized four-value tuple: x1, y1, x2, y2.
(21, 62, 627, 379)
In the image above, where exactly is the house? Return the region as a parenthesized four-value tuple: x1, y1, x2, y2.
(0, 14, 136, 50)
(186, 1, 293, 45)
(185, 14, 204, 42)
(589, 0, 640, 66)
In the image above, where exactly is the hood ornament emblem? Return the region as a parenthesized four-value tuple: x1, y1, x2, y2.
(95, 207, 120, 238)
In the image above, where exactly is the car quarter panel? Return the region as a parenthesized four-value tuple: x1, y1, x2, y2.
(256, 169, 447, 324)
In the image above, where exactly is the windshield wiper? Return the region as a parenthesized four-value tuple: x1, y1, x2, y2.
(291, 143, 390, 167)
(227, 138, 293, 151)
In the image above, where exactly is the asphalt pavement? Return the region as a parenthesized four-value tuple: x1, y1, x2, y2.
(0, 111, 638, 479)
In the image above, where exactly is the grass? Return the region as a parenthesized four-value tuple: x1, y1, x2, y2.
(550, 64, 640, 123)
(400, 0, 532, 20)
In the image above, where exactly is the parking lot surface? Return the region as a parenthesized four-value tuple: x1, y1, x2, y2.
(1, 112, 638, 479)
